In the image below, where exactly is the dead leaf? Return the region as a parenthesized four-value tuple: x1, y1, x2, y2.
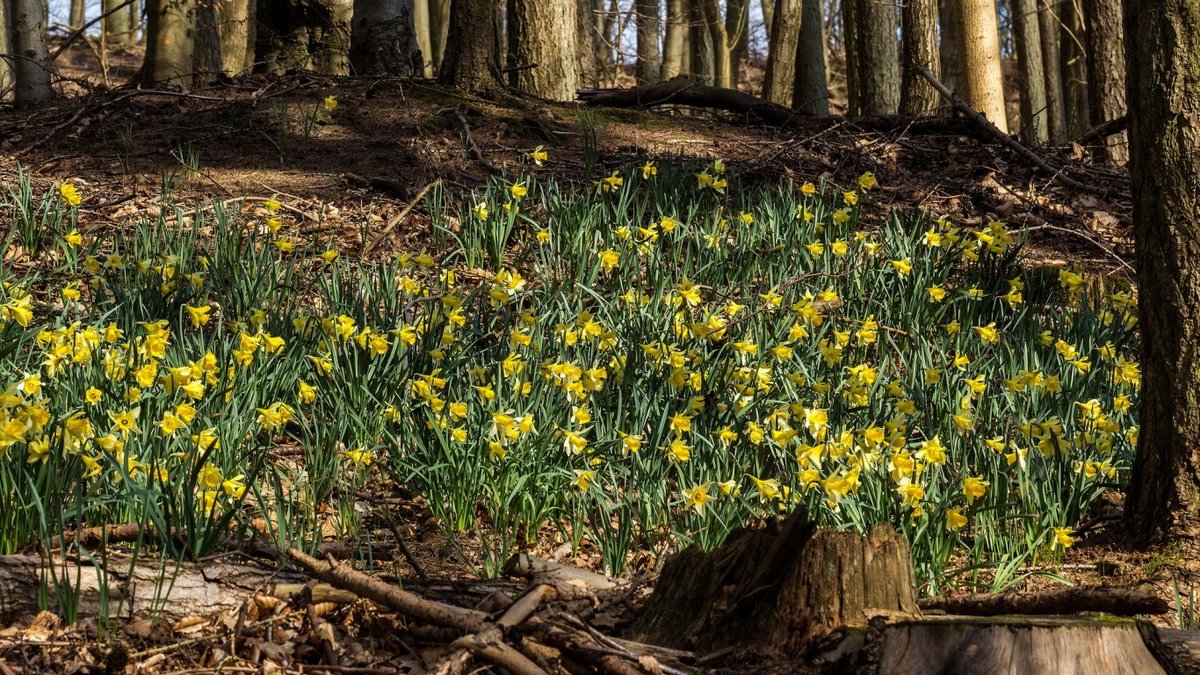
(172, 616, 208, 634)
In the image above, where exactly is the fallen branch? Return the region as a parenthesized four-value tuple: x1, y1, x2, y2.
(913, 64, 1111, 198)
(363, 180, 440, 256)
(503, 553, 620, 592)
(1076, 115, 1129, 146)
(577, 75, 806, 128)
(918, 585, 1170, 616)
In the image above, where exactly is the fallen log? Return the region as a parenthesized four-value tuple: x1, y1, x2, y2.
(576, 75, 808, 128)
(919, 584, 1170, 617)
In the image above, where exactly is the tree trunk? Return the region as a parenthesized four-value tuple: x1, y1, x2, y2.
(256, 0, 351, 75)
(900, 0, 940, 115)
(635, 0, 660, 84)
(726, 0, 750, 86)
(439, 0, 502, 93)
(793, 0, 827, 114)
(761, 0, 774, 45)
(845, 0, 900, 115)
(429, 0, 450, 72)
(413, 0, 433, 76)
(1011, 0, 1047, 142)
(1083, 0, 1125, 162)
(1123, 0, 1200, 548)
(698, 0, 732, 88)
(1038, 0, 1065, 140)
(938, 0, 961, 98)
(764, 0, 800, 104)
(69, 0, 85, 29)
(574, 0, 599, 87)
(104, 0, 131, 44)
(633, 512, 919, 653)
(1059, 0, 1088, 136)
(507, 0, 577, 100)
(350, 0, 419, 75)
(192, 0, 221, 85)
(144, 0, 195, 84)
(12, 0, 51, 107)
(661, 0, 686, 78)
(689, 0, 714, 84)
(217, 0, 254, 75)
(958, 0, 1008, 133)
(0, 0, 14, 102)
(842, 0, 860, 112)
(129, 0, 141, 43)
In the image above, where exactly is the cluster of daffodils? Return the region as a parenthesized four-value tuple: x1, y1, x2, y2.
(0, 162, 1138, 586)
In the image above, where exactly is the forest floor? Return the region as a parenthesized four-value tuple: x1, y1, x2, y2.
(0, 59, 1181, 674)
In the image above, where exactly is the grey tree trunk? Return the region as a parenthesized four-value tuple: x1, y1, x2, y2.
(661, 0, 686, 79)
(792, 0, 826, 115)
(144, 0, 194, 84)
(429, 0, 450, 72)
(689, 0, 715, 84)
(1083, 0, 1125, 162)
(698, 0, 732, 88)
(1037, 0, 1065, 140)
(842, 0, 859, 112)
(508, 0, 578, 100)
(104, 0, 131, 44)
(439, 0, 501, 93)
(0, 0, 13, 101)
(414, 0, 433, 76)
(845, 0, 899, 115)
(350, 0, 419, 75)
(959, 0, 1008, 133)
(217, 0, 254, 75)
(1123, 0, 1200, 548)
(1011, 0, 1047, 142)
(1059, 0, 1088, 136)
(764, 0, 800, 104)
(899, 0, 940, 115)
(192, 0, 221, 85)
(257, 0, 352, 75)
(69, 0, 85, 29)
(726, 0, 749, 85)
(635, 0, 661, 84)
(12, 0, 50, 107)
(938, 0, 961, 97)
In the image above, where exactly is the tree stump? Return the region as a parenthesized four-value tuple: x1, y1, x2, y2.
(632, 510, 920, 654)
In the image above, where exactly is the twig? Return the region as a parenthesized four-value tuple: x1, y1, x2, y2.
(439, 108, 498, 170)
(48, 0, 134, 63)
(913, 64, 1110, 198)
(363, 180, 440, 256)
(1076, 115, 1129, 146)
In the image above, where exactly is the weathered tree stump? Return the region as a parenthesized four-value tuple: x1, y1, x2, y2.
(632, 510, 920, 654)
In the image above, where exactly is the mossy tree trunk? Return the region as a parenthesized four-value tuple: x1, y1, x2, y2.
(1012, 0, 1048, 142)
(900, 0, 941, 115)
(938, 0, 961, 97)
(69, 0, 85, 30)
(217, 0, 254, 75)
(144, 0, 194, 84)
(1123, 0, 1200, 548)
(439, 0, 502, 94)
(350, 0, 420, 75)
(1083, 0, 1126, 162)
(192, 0, 222, 85)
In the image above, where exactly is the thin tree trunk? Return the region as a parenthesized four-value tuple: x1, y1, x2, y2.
(217, 0, 253, 75)
(413, 0, 433, 77)
(104, 0, 131, 44)
(429, 0, 450, 72)
(1011, 0, 1047, 142)
(842, 0, 860, 112)
(1059, 0, 1087, 136)
(726, 0, 749, 86)
(1037, 0, 1065, 140)
(689, 0, 714, 84)
(129, 0, 141, 43)
(0, 0, 14, 101)
(959, 0, 1008, 133)
(794, 0, 827, 114)
(938, 0, 961, 97)
(846, 0, 899, 115)
(761, 0, 774, 44)
(439, 0, 501, 92)
(661, 0, 686, 78)
(192, 0, 221, 85)
(900, 0, 940, 115)
(1123, 0, 1200, 548)
(636, 0, 661, 84)
(697, 0, 732, 88)
(508, 0, 577, 100)
(12, 0, 50, 107)
(764, 0, 800, 104)
(144, 0, 195, 84)
(69, 0, 85, 29)
(350, 0, 419, 75)
(1083, 0, 1125, 162)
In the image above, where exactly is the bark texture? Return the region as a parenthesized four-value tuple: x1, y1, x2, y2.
(428, 0, 450, 72)
(439, 0, 502, 93)
(12, 0, 51, 107)
(350, 0, 420, 75)
(217, 0, 255, 75)
(1060, 0, 1088, 136)
(938, 0, 961, 97)
(689, 0, 714, 84)
(192, 0, 221, 84)
(764, 0, 826, 114)
(698, 0, 733, 88)
(0, 0, 15, 101)
(844, 0, 900, 115)
(1123, 0, 1200, 547)
(763, 0, 800, 104)
(635, 0, 661, 84)
(1083, 0, 1126, 162)
(104, 0, 132, 43)
(958, 0, 1008, 133)
(256, 0, 352, 74)
(900, 0, 941, 115)
(661, 0, 686, 78)
(508, 0, 578, 100)
(1012, 0, 1047, 142)
(1038, 0, 1066, 140)
(575, 0, 600, 87)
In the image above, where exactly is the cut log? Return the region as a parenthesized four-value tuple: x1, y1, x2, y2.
(631, 510, 920, 654)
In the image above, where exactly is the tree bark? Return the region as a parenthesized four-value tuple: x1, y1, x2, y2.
(661, 0, 685, 79)
(725, 0, 750, 86)
(698, 0, 732, 88)
(104, 0, 131, 44)
(763, 0, 798, 104)
(429, 0, 450, 72)
(1083, 0, 1125, 162)
(144, 0, 195, 84)
(1059, 0, 1088, 137)
(0, 0, 14, 101)
(217, 0, 254, 75)
(635, 0, 660, 84)
(1011, 0, 1047, 142)
(507, 0, 578, 100)
(192, 0, 221, 85)
(12, 0, 51, 107)
(844, 0, 899, 115)
(69, 0, 85, 30)
(1038, 0, 1065, 140)
(255, 0, 351, 75)
(761, 0, 774, 45)
(792, 0, 826, 115)
(938, 0, 961, 98)
(439, 0, 502, 93)
(958, 0, 1008, 133)
(349, 0, 417, 75)
(413, 0, 433, 76)
(900, 0, 940, 115)
(688, 0, 714, 84)
(1123, 0, 1200, 548)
